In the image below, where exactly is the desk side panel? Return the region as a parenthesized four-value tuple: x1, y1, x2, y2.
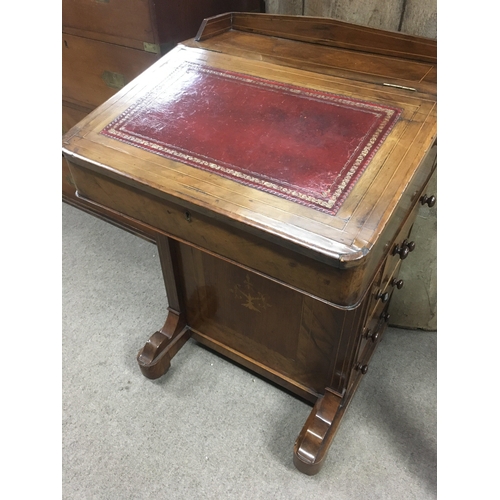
(178, 242, 364, 399)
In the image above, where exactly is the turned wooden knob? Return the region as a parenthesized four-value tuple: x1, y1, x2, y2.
(381, 311, 390, 322)
(356, 363, 369, 374)
(376, 290, 389, 303)
(403, 239, 416, 252)
(391, 278, 404, 289)
(393, 239, 416, 259)
(392, 243, 409, 259)
(367, 330, 380, 343)
(420, 194, 436, 207)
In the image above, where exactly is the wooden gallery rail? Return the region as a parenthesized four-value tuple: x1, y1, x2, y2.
(63, 13, 437, 475)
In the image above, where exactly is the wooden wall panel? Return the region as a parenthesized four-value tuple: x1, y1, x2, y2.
(400, 0, 437, 38)
(304, 0, 404, 32)
(302, 0, 334, 18)
(267, 0, 437, 39)
(266, 0, 303, 15)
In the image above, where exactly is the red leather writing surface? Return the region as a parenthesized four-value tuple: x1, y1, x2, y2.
(101, 62, 401, 215)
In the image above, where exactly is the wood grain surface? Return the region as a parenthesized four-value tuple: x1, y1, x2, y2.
(62, 14, 437, 474)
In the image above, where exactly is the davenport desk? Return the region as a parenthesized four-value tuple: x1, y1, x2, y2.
(62, 13, 437, 475)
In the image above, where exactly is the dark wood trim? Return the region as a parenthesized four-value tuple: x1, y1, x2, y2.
(195, 12, 233, 41)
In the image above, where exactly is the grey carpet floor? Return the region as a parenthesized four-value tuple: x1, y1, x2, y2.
(62, 202, 437, 499)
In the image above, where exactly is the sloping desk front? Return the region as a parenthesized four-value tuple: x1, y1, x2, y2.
(62, 13, 437, 475)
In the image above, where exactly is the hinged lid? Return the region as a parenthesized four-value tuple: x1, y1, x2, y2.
(62, 13, 436, 268)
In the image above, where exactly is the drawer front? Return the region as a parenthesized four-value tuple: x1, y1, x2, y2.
(358, 278, 391, 359)
(383, 198, 421, 285)
(386, 143, 437, 243)
(350, 256, 404, 387)
(350, 190, 428, 378)
(62, 0, 156, 47)
(62, 34, 159, 108)
(358, 143, 436, 297)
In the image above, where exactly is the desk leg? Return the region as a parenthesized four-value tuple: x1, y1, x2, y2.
(137, 234, 190, 379)
(293, 388, 344, 475)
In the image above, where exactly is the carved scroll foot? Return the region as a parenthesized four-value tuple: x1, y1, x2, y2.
(293, 388, 344, 475)
(137, 310, 190, 380)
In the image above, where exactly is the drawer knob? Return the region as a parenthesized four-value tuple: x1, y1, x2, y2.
(403, 239, 416, 252)
(366, 330, 380, 343)
(420, 194, 436, 207)
(376, 290, 390, 303)
(393, 240, 416, 259)
(356, 364, 369, 375)
(392, 243, 409, 259)
(381, 311, 390, 322)
(391, 278, 404, 289)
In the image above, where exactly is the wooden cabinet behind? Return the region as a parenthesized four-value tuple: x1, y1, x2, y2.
(62, 0, 264, 238)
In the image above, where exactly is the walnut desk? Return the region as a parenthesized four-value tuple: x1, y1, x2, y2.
(62, 13, 437, 475)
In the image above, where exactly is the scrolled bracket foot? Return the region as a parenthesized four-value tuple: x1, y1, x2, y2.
(293, 388, 343, 475)
(137, 309, 190, 380)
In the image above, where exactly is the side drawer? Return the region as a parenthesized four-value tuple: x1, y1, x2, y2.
(383, 198, 421, 285)
(349, 256, 404, 389)
(347, 189, 428, 387)
(62, 33, 159, 109)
